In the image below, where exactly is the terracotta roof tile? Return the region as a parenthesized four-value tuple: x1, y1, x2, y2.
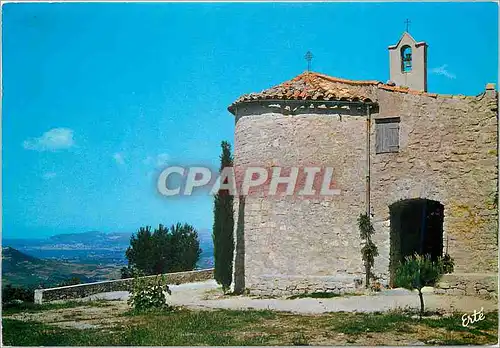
(227, 71, 451, 113)
(228, 71, 379, 113)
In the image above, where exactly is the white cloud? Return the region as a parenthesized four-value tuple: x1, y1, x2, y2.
(23, 128, 75, 151)
(113, 152, 126, 165)
(430, 64, 456, 79)
(42, 172, 57, 180)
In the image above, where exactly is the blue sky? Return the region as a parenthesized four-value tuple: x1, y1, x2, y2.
(2, 2, 498, 239)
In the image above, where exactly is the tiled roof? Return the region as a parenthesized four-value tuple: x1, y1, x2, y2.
(377, 84, 437, 97)
(228, 71, 379, 113)
(227, 71, 489, 114)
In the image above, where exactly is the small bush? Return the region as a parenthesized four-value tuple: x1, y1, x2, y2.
(2, 285, 34, 304)
(394, 254, 444, 318)
(127, 275, 172, 312)
(441, 253, 454, 274)
(291, 332, 309, 346)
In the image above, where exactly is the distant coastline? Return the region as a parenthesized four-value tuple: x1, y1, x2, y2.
(2, 230, 214, 287)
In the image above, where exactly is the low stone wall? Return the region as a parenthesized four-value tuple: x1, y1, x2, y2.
(34, 268, 214, 304)
(434, 273, 498, 298)
(248, 274, 365, 297)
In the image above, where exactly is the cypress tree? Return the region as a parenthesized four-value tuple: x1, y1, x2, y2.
(212, 141, 235, 293)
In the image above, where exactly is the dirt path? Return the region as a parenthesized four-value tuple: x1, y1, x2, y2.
(83, 280, 498, 314)
(6, 280, 496, 331)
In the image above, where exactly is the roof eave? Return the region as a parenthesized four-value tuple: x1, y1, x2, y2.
(227, 98, 377, 115)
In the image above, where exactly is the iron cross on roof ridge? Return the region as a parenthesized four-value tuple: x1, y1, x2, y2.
(405, 18, 411, 33)
(304, 51, 313, 72)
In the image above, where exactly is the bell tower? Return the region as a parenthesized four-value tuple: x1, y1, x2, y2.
(388, 32, 428, 92)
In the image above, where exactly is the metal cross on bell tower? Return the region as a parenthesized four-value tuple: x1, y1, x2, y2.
(304, 51, 313, 72)
(405, 18, 411, 33)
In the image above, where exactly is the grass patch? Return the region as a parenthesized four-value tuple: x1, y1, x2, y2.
(329, 310, 497, 344)
(2, 307, 498, 346)
(107, 308, 279, 345)
(330, 311, 413, 334)
(2, 300, 111, 315)
(422, 311, 498, 332)
(420, 311, 498, 342)
(2, 319, 118, 346)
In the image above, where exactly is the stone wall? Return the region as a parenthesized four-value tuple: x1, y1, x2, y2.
(34, 268, 214, 304)
(232, 103, 371, 295)
(434, 273, 498, 299)
(231, 85, 498, 296)
(371, 88, 498, 282)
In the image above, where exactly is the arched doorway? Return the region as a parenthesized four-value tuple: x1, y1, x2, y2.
(389, 198, 444, 286)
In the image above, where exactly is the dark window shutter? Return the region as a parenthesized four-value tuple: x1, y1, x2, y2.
(375, 118, 400, 154)
(387, 123, 400, 152)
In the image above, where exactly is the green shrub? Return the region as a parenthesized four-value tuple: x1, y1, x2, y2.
(291, 332, 309, 346)
(358, 213, 378, 288)
(441, 253, 454, 274)
(125, 223, 202, 275)
(394, 254, 444, 318)
(2, 285, 34, 304)
(127, 275, 172, 312)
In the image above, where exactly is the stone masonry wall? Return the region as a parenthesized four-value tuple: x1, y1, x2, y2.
(232, 103, 370, 295)
(370, 88, 498, 285)
(34, 268, 214, 304)
(232, 86, 497, 297)
(434, 273, 497, 299)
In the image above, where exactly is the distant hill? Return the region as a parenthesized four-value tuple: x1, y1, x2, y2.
(4, 228, 213, 267)
(48, 231, 132, 245)
(2, 228, 214, 286)
(2, 247, 120, 288)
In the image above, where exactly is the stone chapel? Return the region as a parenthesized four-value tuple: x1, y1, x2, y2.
(228, 32, 498, 297)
